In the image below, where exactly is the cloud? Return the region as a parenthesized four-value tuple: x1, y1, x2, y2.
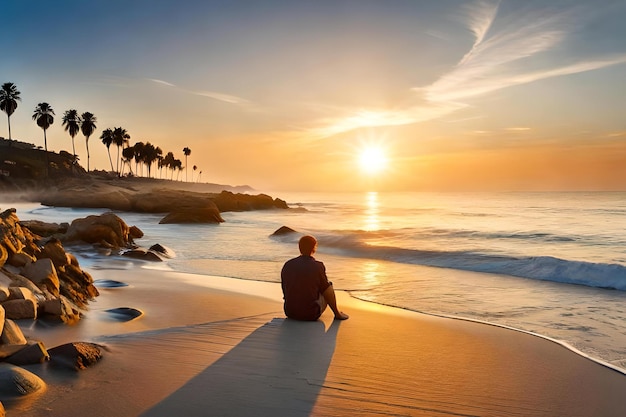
(192, 91, 250, 105)
(304, 1, 626, 140)
(306, 101, 466, 139)
(458, 0, 500, 65)
(147, 78, 249, 105)
(148, 78, 176, 87)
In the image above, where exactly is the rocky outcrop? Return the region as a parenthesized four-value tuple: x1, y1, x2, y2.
(0, 207, 107, 410)
(212, 190, 288, 212)
(36, 181, 288, 224)
(159, 207, 223, 224)
(0, 208, 99, 322)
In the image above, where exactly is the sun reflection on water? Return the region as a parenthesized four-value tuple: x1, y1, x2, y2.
(360, 260, 382, 286)
(364, 191, 380, 231)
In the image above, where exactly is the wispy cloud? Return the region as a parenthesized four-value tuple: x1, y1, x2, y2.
(424, 2, 570, 102)
(192, 91, 250, 105)
(306, 102, 465, 139)
(148, 78, 176, 87)
(146, 78, 250, 105)
(458, 0, 500, 65)
(305, 1, 626, 139)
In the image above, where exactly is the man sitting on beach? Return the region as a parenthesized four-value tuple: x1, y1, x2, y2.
(281, 235, 349, 321)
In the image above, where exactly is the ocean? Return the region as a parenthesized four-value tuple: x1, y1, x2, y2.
(5, 191, 626, 372)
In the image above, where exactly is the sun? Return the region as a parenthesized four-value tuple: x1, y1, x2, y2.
(358, 145, 388, 175)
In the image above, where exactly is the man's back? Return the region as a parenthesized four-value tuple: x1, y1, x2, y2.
(281, 255, 331, 321)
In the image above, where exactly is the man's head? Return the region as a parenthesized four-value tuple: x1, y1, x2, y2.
(299, 235, 317, 256)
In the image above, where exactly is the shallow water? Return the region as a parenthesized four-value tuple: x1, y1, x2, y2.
(4, 191, 626, 371)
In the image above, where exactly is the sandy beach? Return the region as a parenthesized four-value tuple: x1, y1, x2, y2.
(6, 264, 625, 417)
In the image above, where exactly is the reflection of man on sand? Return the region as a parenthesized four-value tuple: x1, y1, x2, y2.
(281, 235, 350, 321)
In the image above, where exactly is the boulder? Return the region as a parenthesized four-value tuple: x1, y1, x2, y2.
(159, 207, 223, 224)
(40, 296, 81, 324)
(62, 212, 132, 247)
(58, 264, 99, 308)
(105, 307, 143, 321)
(0, 272, 10, 287)
(0, 288, 8, 303)
(212, 190, 288, 212)
(129, 225, 144, 239)
(0, 319, 27, 347)
(0, 364, 46, 396)
(6, 251, 35, 268)
(2, 299, 37, 320)
(149, 243, 175, 258)
(48, 342, 103, 371)
(0, 246, 6, 268)
(6, 273, 44, 297)
(38, 238, 71, 268)
(21, 258, 60, 296)
(271, 226, 298, 236)
(5, 342, 50, 366)
(7, 286, 37, 302)
(0, 209, 26, 256)
(121, 248, 164, 262)
(18, 219, 69, 237)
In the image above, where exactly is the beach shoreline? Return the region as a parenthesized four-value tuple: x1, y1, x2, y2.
(10, 265, 626, 416)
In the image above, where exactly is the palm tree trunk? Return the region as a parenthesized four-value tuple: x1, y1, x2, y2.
(86, 140, 90, 172)
(116, 146, 121, 176)
(43, 128, 48, 152)
(6, 114, 11, 140)
(107, 150, 114, 172)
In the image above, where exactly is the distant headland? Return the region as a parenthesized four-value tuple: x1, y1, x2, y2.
(0, 137, 288, 223)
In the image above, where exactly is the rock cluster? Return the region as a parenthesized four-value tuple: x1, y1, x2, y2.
(0, 208, 106, 411)
(0, 208, 98, 323)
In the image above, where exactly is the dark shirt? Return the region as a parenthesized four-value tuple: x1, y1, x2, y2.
(281, 255, 332, 321)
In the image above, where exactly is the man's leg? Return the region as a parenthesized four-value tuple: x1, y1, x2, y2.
(316, 293, 328, 318)
(322, 284, 349, 320)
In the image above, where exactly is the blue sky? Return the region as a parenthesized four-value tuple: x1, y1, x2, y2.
(2, 0, 626, 191)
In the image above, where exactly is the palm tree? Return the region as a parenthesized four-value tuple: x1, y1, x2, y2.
(133, 142, 146, 176)
(122, 146, 135, 176)
(32, 102, 55, 152)
(192, 165, 197, 182)
(141, 142, 162, 178)
(183, 147, 191, 182)
(157, 155, 165, 178)
(80, 112, 97, 172)
(62, 109, 81, 158)
(174, 159, 183, 181)
(0, 82, 20, 140)
(100, 128, 115, 172)
(112, 127, 130, 175)
(163, 151, 175, 179)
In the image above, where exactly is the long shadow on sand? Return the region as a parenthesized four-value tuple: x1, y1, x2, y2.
(141, 317, 341, 417)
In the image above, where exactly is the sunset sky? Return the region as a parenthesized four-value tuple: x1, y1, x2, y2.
(2, 0, 626, 192)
